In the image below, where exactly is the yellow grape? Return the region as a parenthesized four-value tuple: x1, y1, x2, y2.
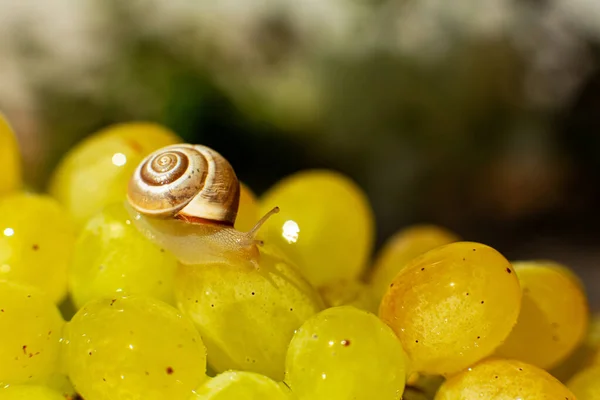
(0, 193, 74, 304)
(495, 261, 588, 370)
(49, 123, 181, 229)
(175, 245, 324, 380)
(551, 313, 600, 382)
(285, 306, 407, 400)
(0, 114, 22, 195)
(259, 170, 374, 287)
(0, 385, 65, 400)
(318, 279, 377, 313)
(379, 242, 521, 375)
(369, 224, 459, 303)
(65, 296, 207, 400)
(191, 371, 292, 400)
(435, 359, 576, 400)
(568, 366, 600, 400)
(235, 183, 260, 233)
(0, 281, 64, 385)
(69, 202, 178, 309)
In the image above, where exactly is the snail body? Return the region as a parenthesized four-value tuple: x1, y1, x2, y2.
(127, 144, 278, 267)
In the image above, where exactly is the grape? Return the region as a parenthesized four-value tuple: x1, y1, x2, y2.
(259, 170, 374, 287)
(318, 279, 377, 313)
(568, 366, 600, 399)
(69, 202, 178, 309)
(435, 359, 576, 400)
(0, 114, 22, 196)
(191, 371, 292, 399)
(0, 281, 64, 385)
(494, 261, 588, 370)
(43, 373, 77, 399)
(369, 225, 459, 303)
(175, 245, 324, 380)
(48, 123, 181, 229)
(284, 306, 407, 400)
(379, 241, 521, 375)
(551, 313, 600, 382)
(235, 183, 260, 233)
(64, 296, 207, 400)
(0, 193, 74, 304)
(0, 385, 65, 400)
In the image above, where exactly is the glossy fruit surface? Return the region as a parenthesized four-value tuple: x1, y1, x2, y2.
(379, 242, 521, 375)
(285, 306, 407, 400)
(259, 170, 374, 287)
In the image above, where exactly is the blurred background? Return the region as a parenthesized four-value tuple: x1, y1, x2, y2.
(1, 0, 600, 306)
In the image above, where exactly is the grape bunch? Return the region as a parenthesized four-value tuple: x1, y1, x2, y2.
(0, 112, 598, 399)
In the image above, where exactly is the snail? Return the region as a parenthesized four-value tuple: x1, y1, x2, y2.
(125, 143, 279, 267)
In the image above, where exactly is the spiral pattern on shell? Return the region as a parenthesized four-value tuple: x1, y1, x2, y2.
(127, 144, 240, 225)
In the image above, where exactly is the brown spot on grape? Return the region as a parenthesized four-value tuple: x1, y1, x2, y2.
(160, 249, 165, 253)
(506, 268, 512, 274)
(495, 376, 498, 379)
(390, 283, 394, 287)
(211, 304, 214, 307)
(251, 292, 255, 295)
(312, 334, 318, 339)
(110, 299, 116, 306)
(103, 378, 106, 382)
(166, 367, 174, 375)
(341, 339, 351, 347)
(22, 345, 27, 354)
(519, 368, 522, 371)
(1, 309, 4, 312)
(127, 139, 143, 153)
(415, 340, 419, 343)
(145, 371, 150, 376)
(466, 293, 469, 296)
(481, 301, 485, 304)
(477, 336, 480, 339)
(195, 299, 198, 303)
(473, 249, 476, 251)
(421, 268, 425, 271)
(290, 308, 293, 311)
(462, 258, 466, 261)
(89, 352, 92, 356)
(32, 244, 39, 251)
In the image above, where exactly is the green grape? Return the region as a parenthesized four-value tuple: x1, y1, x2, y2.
(64, 296, 207, 400)
(318, 279, 377, 313)
(0, 385, 65, 400)
(235, 183, 260, 233)
(435, 359, 576, 399)
(0, 281, 64, 385)
(379, 242, 521, 376)
(175, 245, 324, 380)
(69, 202, 178, 309)
(191, 371, 292, 400)
(0, 193, 75, 304)
(495, 261, 589, 370)
(49, 123, 181, 229)
(0, 114, 22, 195)
(369, 225, 459, 303)
(259, 170, 374, 287)
(284, 306, 407, 400)
(568, 366, 600, 399)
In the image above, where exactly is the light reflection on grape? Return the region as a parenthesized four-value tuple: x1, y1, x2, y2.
(282, 220, 300, 243)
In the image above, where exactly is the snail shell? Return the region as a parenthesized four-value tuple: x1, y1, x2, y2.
(127, 144, 240, 226)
